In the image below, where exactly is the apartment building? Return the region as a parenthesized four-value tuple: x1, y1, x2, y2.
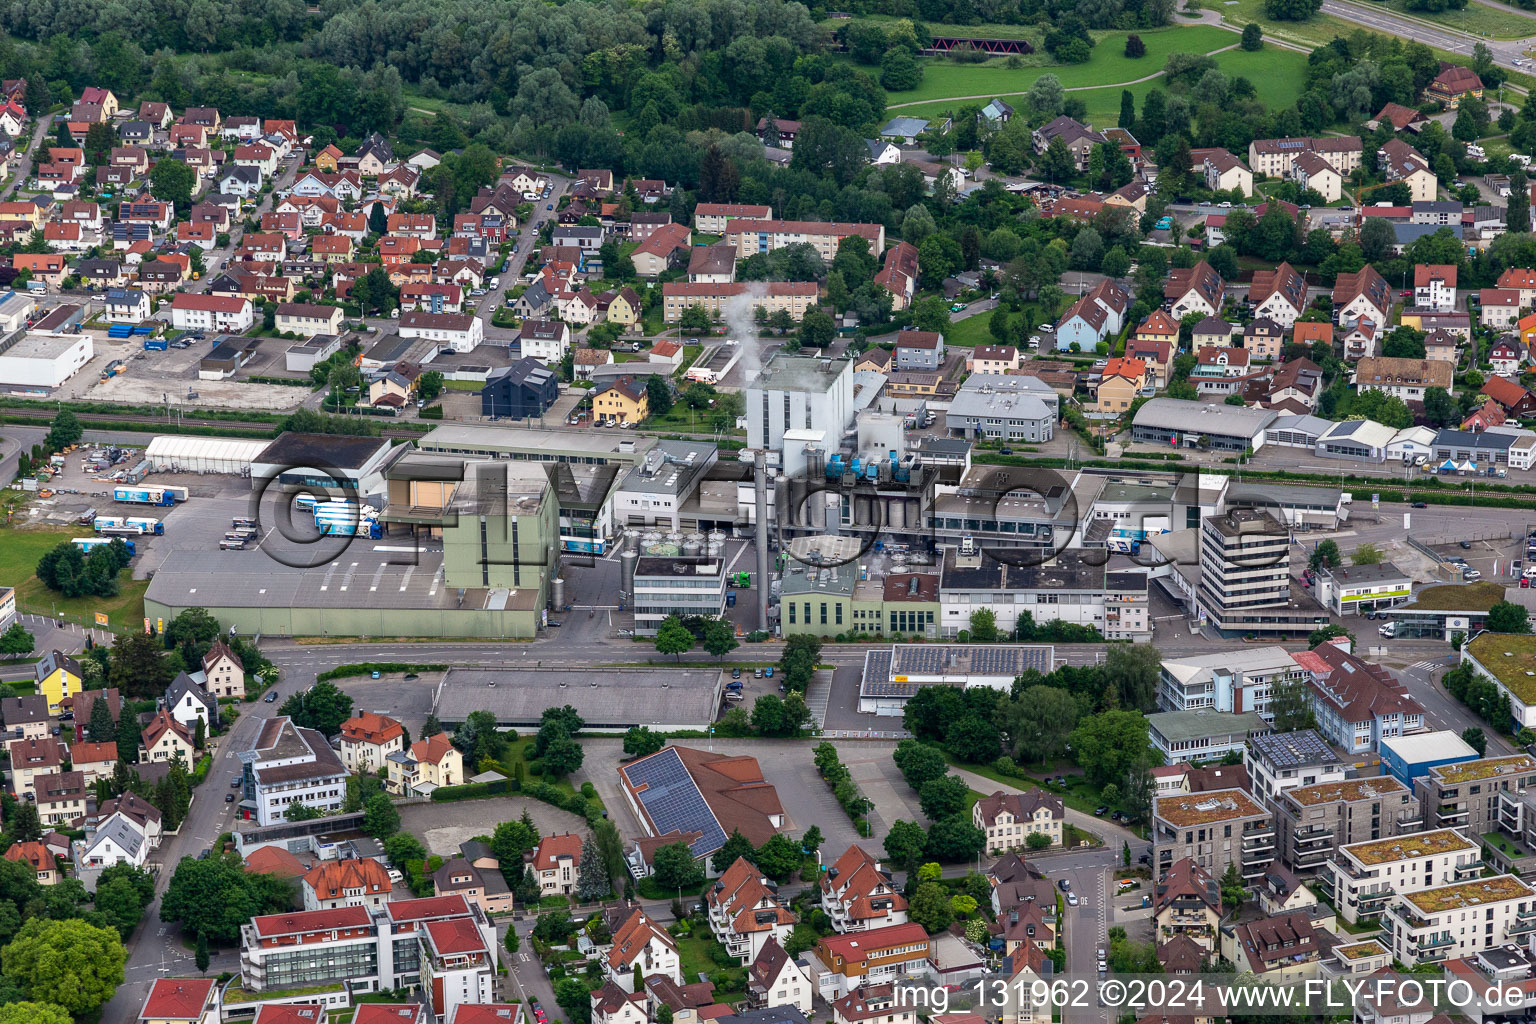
(1384, 875, 1536, 966)
(818, 845, 909, 933)
(1247, 136, 1363, 177)
(1153, 788, 1275, 884)
(808, 922, 933, 1000)
(1414, 755, 1536, 836)
(1245, 729, 1347, 805)
(605, 908, 682, 987)
(723, 220, 884, 261)
(338, 712, 405, 773)
(1152, 858, 1223, 951)
(706, 857, 797, 964)
(660, 282, 819, 324)
(301, 857, 393, 912)
(1324, 829, 1481, 926)
(1273, 776, 1421, 875)
(237, 897, 495, 1001)
(420, 916, 498, 1022)
(972, 790, 1065, 853)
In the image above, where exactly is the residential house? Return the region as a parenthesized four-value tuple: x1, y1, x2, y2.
(818, 845, 909, 933)
(35, 770, 87, 827)
(1425, 62, 1483, 106)
(0, 694, 49, 741)
(140, 710, 195, 764)
(1091, 356, 1147, 414)
(398, 311, 483, 353)
(1334, 266, 1392, 329)
(1481, 375, 1536, 418)
(1290, 151, 1344, 203)
(1414, 264, 1457, 313)
(807, 922, 932, 1001)
(972, 790, 1065, 853)
(969, 345, 1021, 374)
(34, 650, 81, 715)
(574, 348, 613, 381)
(275, 302, 344, 338)
(607, 908, 682, 987)
(6, 736, 66, 800)
(593, 376, 648, 426)
(1165, 262, 1225, 319)
(893, 330, 944, 371)
(1031, 116, 1106, 172)
(71, 740, 117, 785)
(1191, 316, 1236, 351)
(481, 358, 559, 420)
(3, 840, 58, 884)
(386, 733, 463, 797)
(1247, 136, 1363, 177)
(198, 638, 244, 700)
(1379, 140, 1438, 202)
(1222, 910, 1323, 980)
(631, 223, 692, 277)
(1152, 859, 1222, 951)
(1479, 289, 1522, 329)
(748, 937, 812, 1014)
(875, 241, 918, 311)
(1353, 356, 1454, 402)
(518, 320, 571, 364)
(1424, 329, 1460, 365)
(1242, 318, 1285, 361)
(165, 673, 217, 733)
(339, 712, 406, 773)
(77, 813, 148, 875)
(1247, 263, 1308, 328)
(1491, 339, 1524, 378)
(1056, 278, 1130, 351)
(302, 857, 393, 912)
(528, 833, 583, 897)
(706, 857, 797, 964)
(168, 293, 253, 333)
(1192, 148, 1253, 196)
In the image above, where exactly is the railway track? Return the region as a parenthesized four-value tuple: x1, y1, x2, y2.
(0, 406, 425, 441)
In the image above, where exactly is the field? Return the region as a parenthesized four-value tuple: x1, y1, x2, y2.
(885, 23, 1309, 124)
(0, 525, 149, 632)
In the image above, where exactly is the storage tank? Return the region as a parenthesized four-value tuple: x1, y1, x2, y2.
(551, 577, 566, 610)
(707, 530, 726, 558)
(640, 531, 664, 554)
(621, 548, 639, 598)
(683, 532, 705, 556)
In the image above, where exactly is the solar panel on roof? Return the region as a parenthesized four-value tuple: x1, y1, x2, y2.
(624, 747, 727, 857)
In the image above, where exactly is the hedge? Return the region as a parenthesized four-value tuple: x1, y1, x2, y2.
(430, 774, 604, 825)
(315, 662, 447, 682)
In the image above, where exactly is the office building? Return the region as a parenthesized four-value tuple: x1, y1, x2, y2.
(1197, 509, 1329, 637)
(239, 716, 350, 826)
(1157, 645, 1306, 722)
(631, 557, 726, 637)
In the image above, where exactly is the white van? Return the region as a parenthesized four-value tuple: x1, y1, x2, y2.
(1524, 565, 1536, 579)
(1378, 622, 1397, 638)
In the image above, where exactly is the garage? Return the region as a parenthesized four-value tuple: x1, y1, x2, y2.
(145, 436, 271, 476)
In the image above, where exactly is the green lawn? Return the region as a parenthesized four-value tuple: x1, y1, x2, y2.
(0, 525, 149, 633)
(887, 32, 1306, 126)
(888, 24, 1233, 107)
(1485, 830, 1522, 858)
(944, 312, 999, 347)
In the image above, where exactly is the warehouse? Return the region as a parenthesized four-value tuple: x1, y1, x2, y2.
(250, 432, 400, 496)
(145, 435, 271, 475)
(0, 329, 93, 389)
(1131, 398, 1277, 452)
(433, 667, 722, 731)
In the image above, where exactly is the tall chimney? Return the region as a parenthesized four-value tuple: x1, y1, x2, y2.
(754, 450, 770, 633)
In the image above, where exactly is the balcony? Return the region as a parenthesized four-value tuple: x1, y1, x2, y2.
(1411, 933, 1455, 951)
(1453, 860, 1486, 879)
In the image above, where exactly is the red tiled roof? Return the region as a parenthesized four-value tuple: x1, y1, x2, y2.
(140, 978, 217, 1021)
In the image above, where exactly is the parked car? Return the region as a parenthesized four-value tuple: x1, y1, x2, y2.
(1058, 879, 1072, 891)
(731, 668, 742, 679)
(1411, 501, 1427, 508)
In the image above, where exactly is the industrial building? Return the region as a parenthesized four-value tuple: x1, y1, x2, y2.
(745, 353, 854, 453)
(1131, 398, 1278, 452)
(144, 435, 270, 475)
(944, 374, 1058, 442)
(250, 432, 399, 496)
(631, 556, 726, 636)
(0, 329, 93, 388)
(857, 644, 1054, 716)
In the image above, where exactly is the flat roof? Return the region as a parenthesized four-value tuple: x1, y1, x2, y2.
(1382, 729, 1478, 765)
(3, 332, 86, 358)
(1429, 753, 1536, 784)
(1467, 633, 1536, 705)
(1403, 875, 1532, 914)
(1133, 397, 1278, 436)
(145, 547, 541, 614)
(1248, 729, 1338, 770)
(1323, 562, 1410, 586)
(255, 432, 391, 470)
(1155, 788, 1266, 827)
(1285, 776, 1406, 807)
(435, 668, 721, 730)
(1335, 941, 1390, 961)
(417, 423, 655, 464)
(748, 353, 849, 393)
(1147, 710, 1268, 744)
(1397, 581, 1508, 612)
(1341, 829, 1475, 866)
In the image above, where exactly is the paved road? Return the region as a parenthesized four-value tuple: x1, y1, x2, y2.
(1, 115, 52, 200)
(1321, 0, 1536, 69)
(101, 691, 286, 1023)
(473, 172, 571, 343)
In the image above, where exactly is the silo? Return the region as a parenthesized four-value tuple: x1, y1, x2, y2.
(551, 577, 566, 610)
(683, 532, 706, 556)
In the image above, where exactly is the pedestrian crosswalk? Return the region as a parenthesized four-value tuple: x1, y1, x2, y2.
(1409, 660, 1438, 672)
